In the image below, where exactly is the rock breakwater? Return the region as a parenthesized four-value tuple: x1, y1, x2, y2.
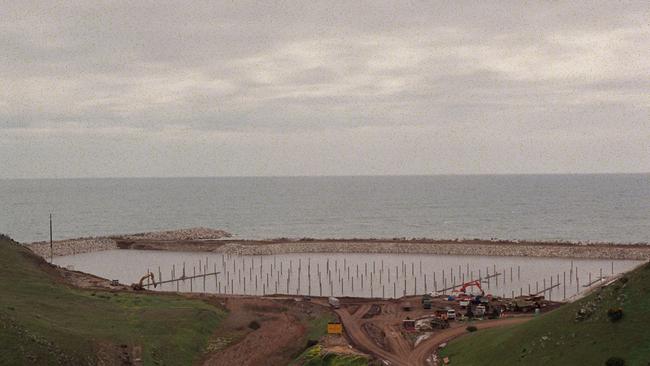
(214, 240, 650, 261)
(26, 232, 650, 261)
(27, 227, 231, 257)
(28, 237, 117, 258)
(120, 228, 231, 241)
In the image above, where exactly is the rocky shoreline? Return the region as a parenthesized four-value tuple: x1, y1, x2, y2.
(25, 228, 650, 260)
(27, 228, 231, 257)
(213, 240, 650, 260)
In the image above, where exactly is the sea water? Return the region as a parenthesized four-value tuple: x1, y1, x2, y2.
(1, 174, 649, 244)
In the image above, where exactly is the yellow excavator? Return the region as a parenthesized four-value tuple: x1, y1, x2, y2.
(131, 272, 157, 291)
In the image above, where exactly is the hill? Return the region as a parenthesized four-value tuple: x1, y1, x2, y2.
(440, 261, 650, 365)
(0, 234, 225, 365)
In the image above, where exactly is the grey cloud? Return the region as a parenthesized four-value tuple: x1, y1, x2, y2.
(0, 1, 649, 177)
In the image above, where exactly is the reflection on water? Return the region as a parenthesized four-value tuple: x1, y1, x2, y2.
(54, 250, 642, 300)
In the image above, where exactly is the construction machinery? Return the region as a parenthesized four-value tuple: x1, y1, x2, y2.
(452, 280, 485, 297)
(430, 317, 450, 329)
(402, 318, 416, 331)
(422, 294, 433, 309)
(471, 304, 486, 317)
(131, 272, 156, 291)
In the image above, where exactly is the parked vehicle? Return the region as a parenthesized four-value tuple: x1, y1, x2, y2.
(475, 304, 486, 316)
(430, 317, 450, 329)
(328, 296, 340, 309)
(446, 308, 456, 320)
(403, 318, 416, 330)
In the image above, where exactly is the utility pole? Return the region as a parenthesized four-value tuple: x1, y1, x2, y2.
(49, 213, 53, 263)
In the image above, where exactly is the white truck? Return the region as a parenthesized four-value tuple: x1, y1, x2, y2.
(446, 308, 456, 320)
(328, 296, 340, 309)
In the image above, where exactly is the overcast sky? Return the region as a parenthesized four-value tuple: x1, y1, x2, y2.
(1, 1, 649, 178)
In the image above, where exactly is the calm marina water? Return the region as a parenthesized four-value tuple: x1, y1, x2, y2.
(1, 174, 649, 244)
(53, 250, 642, 300)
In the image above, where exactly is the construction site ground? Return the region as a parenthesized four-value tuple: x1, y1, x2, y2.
(50, 258, 560, 366)
(316, 296, 551, 366)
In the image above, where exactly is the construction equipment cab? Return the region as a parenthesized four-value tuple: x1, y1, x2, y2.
(131, 272, 156, 291)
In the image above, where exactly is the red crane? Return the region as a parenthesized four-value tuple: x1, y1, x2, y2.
(452, 280, 485, 296)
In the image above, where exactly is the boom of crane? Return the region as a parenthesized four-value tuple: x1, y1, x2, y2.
(451, 280, 485, 297)
(131, 272, 157, 291)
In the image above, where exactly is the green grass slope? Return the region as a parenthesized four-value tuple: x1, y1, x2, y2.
(291, 345, 370, 366)
(0, 235, 225, 366)
(441, 261, 650, 366)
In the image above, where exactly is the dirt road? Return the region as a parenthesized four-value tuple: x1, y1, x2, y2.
(336, 305, 409, 366)
(336, 299, 534, 366)
(407, 316, 532, 365)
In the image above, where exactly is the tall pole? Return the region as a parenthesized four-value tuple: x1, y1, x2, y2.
(49, 213, 53, 263)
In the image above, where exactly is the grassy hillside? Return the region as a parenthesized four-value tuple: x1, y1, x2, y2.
(441, 262, 650, 365)
(292, 345, 369, 366)
(0, 235, 225, 365)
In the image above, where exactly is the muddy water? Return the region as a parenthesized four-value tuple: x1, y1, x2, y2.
(54, 250, 642, 300)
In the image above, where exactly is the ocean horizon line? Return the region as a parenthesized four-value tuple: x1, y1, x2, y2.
(2, 171, 650, 180)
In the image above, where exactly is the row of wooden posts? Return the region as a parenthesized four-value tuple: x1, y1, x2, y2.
(144, 256, 615, 301)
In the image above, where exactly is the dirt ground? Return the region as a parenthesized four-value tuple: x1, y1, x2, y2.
(198, 295, 335, 366)
(330, 296, 536, 366)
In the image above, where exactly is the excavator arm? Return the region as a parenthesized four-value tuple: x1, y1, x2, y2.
(452, 280, 485, 296)
(131, 272, 156, 290)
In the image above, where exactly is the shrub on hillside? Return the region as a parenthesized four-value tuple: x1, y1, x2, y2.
(306, 339, 318, 348)
(466, 325, 478, 332)
(605, 356, 625, 366)
(0, 233, 13, 242)
(607, 308, 623, 322)
(248, 320, 261, 330)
